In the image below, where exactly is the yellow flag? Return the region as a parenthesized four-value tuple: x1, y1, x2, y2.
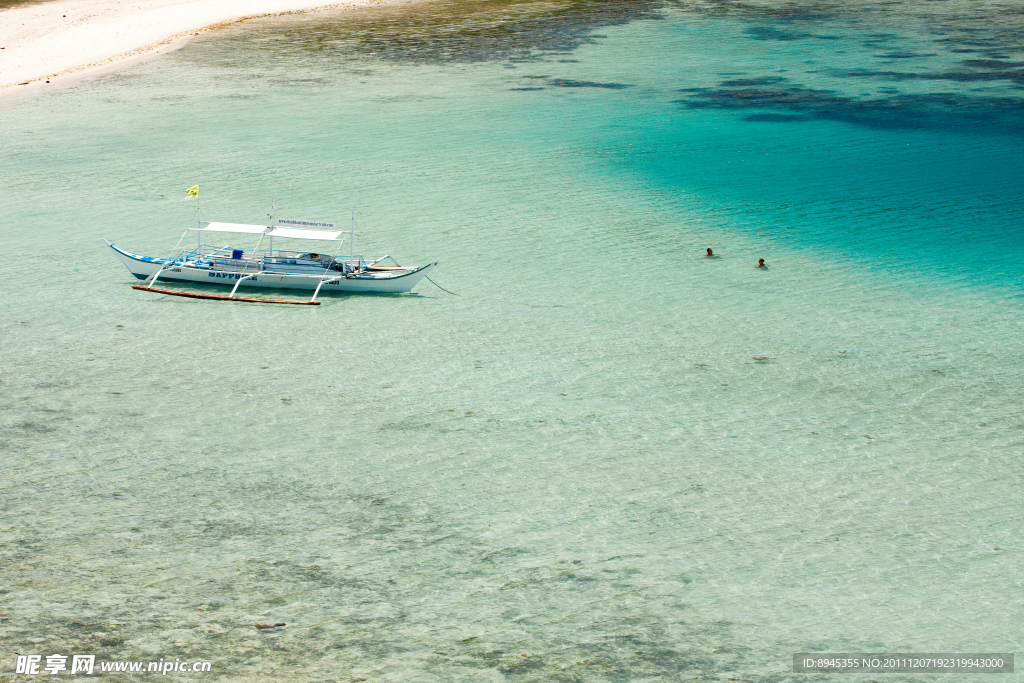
(186, 184, 200, 198)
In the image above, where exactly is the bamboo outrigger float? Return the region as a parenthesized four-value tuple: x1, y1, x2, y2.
(129, 285, 325, 305)
(108, 205, 437, 304)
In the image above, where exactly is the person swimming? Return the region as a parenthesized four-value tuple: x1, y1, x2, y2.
(706, 248, 714, 257)
(757, 258, 768, 269)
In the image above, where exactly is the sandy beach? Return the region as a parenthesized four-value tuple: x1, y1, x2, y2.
(0, 0, 400, 95)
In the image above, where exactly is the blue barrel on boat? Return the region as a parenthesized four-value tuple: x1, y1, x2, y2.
(231, 249, 243, 259)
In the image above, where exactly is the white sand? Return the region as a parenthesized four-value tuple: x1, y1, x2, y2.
(0, 0, 400, 95)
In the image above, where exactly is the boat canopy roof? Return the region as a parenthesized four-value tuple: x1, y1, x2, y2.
(190, 222, 343, 241)
(195, 222, 267, 234)
(270, 227, 342, 241)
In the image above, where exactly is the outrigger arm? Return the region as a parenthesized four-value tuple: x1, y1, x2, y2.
(309, 228, 350, 303)
(310, 276, 341, 303)
(229, 272, 262, 298)
(143, 229, 191, 289)
(146, 262, 176, 289)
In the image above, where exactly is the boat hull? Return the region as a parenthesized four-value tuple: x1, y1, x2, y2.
(108, 243, 436, 294)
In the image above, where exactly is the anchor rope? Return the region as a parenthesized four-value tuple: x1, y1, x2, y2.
(425, 275, 458, 296)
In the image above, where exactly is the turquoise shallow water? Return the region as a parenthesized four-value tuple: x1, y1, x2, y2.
(2, 1, 1022, 680)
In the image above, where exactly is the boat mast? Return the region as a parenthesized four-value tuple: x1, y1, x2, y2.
(268, 198, 275, 256)
(350, 210, 355, 261)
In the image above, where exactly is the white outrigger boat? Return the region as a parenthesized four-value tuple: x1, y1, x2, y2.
(108, 212, 437, 305)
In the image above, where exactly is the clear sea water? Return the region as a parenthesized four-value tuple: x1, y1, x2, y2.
(2, 0, 1022, 680)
